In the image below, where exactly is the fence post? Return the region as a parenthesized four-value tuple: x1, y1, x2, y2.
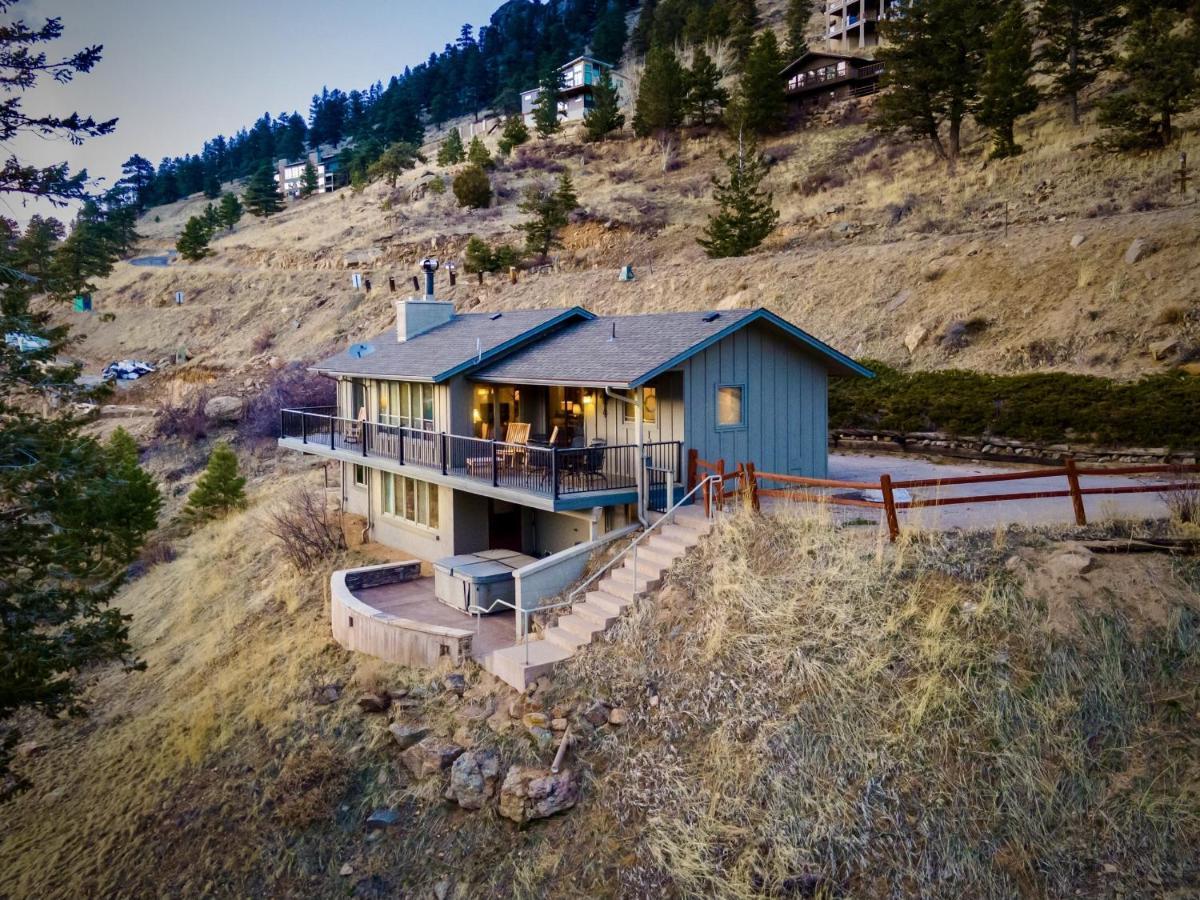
(398, 427, 405, 466)
(300, 412, 306, 445)
(330, 417, 336, 452)
(551, 448, 559, 499)
(492, 440, 499, 487)
(880, 473, 900, 542)
(1064, 456, 1087, 526)
(745, 462, 759, 512)
(362, 423, 369, 458)
(440, 432, 447, 475)
(687, 448, 698, 493)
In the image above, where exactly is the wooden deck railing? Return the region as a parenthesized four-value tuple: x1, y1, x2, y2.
(687, 448, 1200, 541)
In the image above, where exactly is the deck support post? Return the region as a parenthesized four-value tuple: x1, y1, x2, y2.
(687, 448, 698, 493)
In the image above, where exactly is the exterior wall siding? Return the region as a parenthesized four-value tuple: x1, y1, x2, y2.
(681, 321, 829, 478)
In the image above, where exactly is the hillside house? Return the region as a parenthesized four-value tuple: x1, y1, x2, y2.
(274, 142, 348, 199)
(782, 50, 885, 111)
(520, 55, 627, 127)
(279, 294, 870, 564)
(824, 0, 902, 51)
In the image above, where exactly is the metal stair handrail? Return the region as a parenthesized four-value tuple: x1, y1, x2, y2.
(567, 474, 721, 605)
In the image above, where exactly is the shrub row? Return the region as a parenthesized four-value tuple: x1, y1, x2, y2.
(829, 361, 1200, 449)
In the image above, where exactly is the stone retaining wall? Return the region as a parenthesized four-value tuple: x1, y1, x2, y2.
(831, 429, 1198, 467)
(331, 562, 473, 668)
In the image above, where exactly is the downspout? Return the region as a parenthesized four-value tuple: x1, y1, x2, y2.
(605, 386, 648, 527)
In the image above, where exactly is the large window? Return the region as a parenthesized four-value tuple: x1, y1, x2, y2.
(716, 385, 745, 429)
(381, 474, 439, 529)
(378, 381, 435, 431)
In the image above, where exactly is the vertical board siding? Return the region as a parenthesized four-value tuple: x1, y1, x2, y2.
(682, 321, 829, 477)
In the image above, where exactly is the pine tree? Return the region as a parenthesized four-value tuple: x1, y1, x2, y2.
(1033, 0, 1124, 125)
(728, 0, 760, 70)
(686, 47, 729, 125)
(583, 70, 626, 141)
(300, 160, 319, 196)
(453, 164, 493, 208)
(731, 29, 788, 135)
(1097, 9, 1198, 150)
(698, 131, 779, 258)
(202, 202, 221, 231)
(516, 170, 579, 257)
(176, 215, 214, 261)
(497, 115, 530, 155)
(875, 0, 999, 167)
(532, 67, 565, 138)
(368, 142, 423, 185)
(785, 0, 811, 59)
(977, 2, 1040, 158)
(203, 171, 221, 199)
(592, 0, 629, 65)
(100, 428, 163, 565)
(185, 443, 246, 520)
(243, 164, 284, 217)
(437, 128, 465, 165)
(466, 136, 494, 169)
(633, 45, 687, 137)
(218, 192, 243, 231)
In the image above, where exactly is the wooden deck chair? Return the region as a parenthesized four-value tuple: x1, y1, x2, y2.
(343, 406, 367, 444)
(497, 422, 531, 468)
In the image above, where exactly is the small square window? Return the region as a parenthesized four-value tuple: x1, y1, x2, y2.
(353, 464, 367, 487)
(717, 385, 744, 428)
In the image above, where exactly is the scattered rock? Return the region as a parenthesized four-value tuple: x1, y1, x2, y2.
(528, 726, 555, 752)
(203, 395, 244, 422)
(401, 737, 464, 779)
(824, 203, 845, 215)
(444, 749, 502, 810)
(340, 864, 354, 877)
(498, 765, 580, 824)
(356, 693, 391, 714)
(1047, 542, 1097, 577)
(904, 324, 929, 355)
(507, 697, 525, 720)
(456, 696, 496, 723)
(607, 708, 628, 726)
(831, 221, 861, 238)
(1150, 337, 1180, 361)
(885, 289, 911, 312)
(550, 717, 569, 732)
(582, 701, 611, 727)
(1124, 238, 1156, 264)
(365, 808, 401, 830)
(387, 687, 410, 700)
(443, 673, 467, 696)
(1070, 233, 1087, 249)
(267, 356, 285, 370)
(388, 722, 430, 750)
(522, 711, 549, 730)
(921, 255, 957, 281)
(433, 878, 451, 900)
(313, 683, 342, 705)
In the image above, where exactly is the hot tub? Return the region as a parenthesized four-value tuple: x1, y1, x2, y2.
(433, 549, 538, 614)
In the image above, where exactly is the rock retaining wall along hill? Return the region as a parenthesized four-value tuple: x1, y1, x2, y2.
(830, 428, 1198, 467)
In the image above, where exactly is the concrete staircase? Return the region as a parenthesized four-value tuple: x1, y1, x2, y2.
(479, 507, 713, 690)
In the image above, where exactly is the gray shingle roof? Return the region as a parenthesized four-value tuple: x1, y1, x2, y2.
(473, 309, 761, 387)
(311, 307, 590, 381)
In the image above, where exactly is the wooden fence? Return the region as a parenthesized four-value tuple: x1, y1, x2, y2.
(686, 449, 1199, 541)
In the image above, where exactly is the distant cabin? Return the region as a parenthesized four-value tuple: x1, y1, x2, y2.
(781, 51, 884, 111)
(520, 56, 628, 127)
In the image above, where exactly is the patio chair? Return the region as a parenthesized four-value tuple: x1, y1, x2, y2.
(343, 407, 367, 445)
(496, 422, 531, 467)
(578, 439, 608, 487)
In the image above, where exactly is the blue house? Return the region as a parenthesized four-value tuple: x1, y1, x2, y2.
(278, 296, 871, 563)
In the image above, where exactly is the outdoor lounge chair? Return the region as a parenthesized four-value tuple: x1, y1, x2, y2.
(466, 422, 532, 476)
(343, 407, 367, 445)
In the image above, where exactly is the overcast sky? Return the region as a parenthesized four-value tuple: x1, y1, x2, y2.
(5, 0, 499, 222)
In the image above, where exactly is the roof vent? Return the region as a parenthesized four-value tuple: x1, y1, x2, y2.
(489, 312, 502, 320)
(702, 312, 721, 323)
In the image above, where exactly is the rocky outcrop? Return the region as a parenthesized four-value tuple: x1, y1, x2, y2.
(203, 395, 244, 422)
(400, 737, 464, 779)
(498, 765, 580, 825)
(444, 750, 501, 810)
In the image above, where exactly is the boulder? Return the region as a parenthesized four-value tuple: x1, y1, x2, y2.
(1047, 543, 1097, 577)
(1124, 238, 1155, 264)
(582, 701, 611, 727)
(388, 722, 430, 750)
(401, 737, 464, 779)
(203, 395, 244, 422)
(356, 693, 391, 714)
(456, 697, 496, 723)
(1070, 233, 1087, 249)
(313, 683, 342, 705)
(1150, 337, 1180, 361)
(365, 808, 401, 830)
(607, 707, 628, 726)
(904, 324, 929, 355)
(498, 765, 580, 824)
(831, 221, 861, 238)
(824, 203, 846, 216)
(444, 749, 501, 810)
(550, 717, 569, 732)
(267, 356, 285, 370)
(443, 673, 467, 696)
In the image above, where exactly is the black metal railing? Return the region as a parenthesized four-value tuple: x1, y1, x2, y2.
(279, 408, 683, 503)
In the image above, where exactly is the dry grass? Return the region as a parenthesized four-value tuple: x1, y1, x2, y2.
(541, 508, 1200, 898)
